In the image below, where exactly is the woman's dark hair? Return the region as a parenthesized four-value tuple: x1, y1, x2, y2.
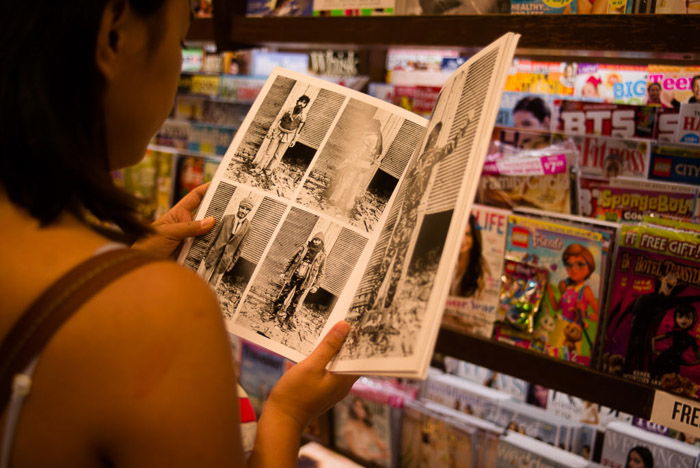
(647, 82, 662, 92)
(348, 397, 373, 428)
(626, 446, 654, 468)
(525, 383, 548, 409)
(1, 1, 169, 240)
(458, 214, 484, 297)
(513, 96, 551, 124)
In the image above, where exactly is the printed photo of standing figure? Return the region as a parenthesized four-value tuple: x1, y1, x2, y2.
(297, 98, 425, 232)
(224, 74, 345, 199)
(198, 196, 254, 288)
(236, 207, 367, 354)
(179, 181, 287, 319)
(341, 52, 500, 361)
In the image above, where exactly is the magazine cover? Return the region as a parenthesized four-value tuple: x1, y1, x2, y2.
(443, 358, 529, 401)
(648, 143, 700, 186)
(553, 99, 658, 139)
(495, 431, 590, 468)
(494, 213, 611, 366)
(572, 63, 648, 105)
(601, 421, 700, 468)
(421, 368, 511, 419)
(647, 65, 700, 109)
(113, 149, 176, 221)
(489, 398, 580, 450)
(602, 224, 700, 396)
(546, 389, 634, 459)
(496, 91, 559, 130)
(333, 391, 395, 467)
(674, 103, 700, 144)
(546, 389, 634, 428)
(510, 0, 577, 14)
(238, 340, 288, 417)
(475, 147, 576, 214)
(442, 204, 510, 338)
(504, 59, 575, 96)
(174, 154, 219, 201)
(246, 0, 314, 16)
(400, 401, 476, 467)
(572, 134, 650, 179)
(583, 178, 698, 223)
(298, 442, 363, 468)
(177, 34, 521, 377)
(489, 125, 554, 153)
(394, 0, 508, 14)
(655, 106, 680, 142)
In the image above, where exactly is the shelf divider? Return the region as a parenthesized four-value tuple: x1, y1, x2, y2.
(220, 15, 700, 60)
(436, 327, 657, 419)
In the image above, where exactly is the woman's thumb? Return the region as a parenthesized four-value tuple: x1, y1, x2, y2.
(306, 321, 351, 368)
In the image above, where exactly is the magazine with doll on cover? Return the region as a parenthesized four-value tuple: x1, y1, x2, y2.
(177, 33, 520, 378)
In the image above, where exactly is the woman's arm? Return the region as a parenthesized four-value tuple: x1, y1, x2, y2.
(249, 322, 357, 468)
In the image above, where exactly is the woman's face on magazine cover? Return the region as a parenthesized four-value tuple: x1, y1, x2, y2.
(458, 222, 473, 267)
(513, 110, 548, 131)
(626, 450, 646, 468)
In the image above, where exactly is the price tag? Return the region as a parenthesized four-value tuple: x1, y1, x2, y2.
(650, 390, 700, 437)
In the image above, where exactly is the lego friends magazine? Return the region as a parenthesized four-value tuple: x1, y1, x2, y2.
(602, 223, 700, 397)
(494, 213, 612, 366)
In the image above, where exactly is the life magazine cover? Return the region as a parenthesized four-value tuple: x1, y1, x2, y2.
(177, 33, 520, 377)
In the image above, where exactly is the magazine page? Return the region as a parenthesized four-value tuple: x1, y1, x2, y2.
(177, 67, 428, 363)
(332, 32, 520, 376)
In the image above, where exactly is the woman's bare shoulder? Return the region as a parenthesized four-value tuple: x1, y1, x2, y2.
(19, 259, 244, 467)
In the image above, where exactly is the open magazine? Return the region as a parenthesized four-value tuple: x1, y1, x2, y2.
(177, 33, 520, 378)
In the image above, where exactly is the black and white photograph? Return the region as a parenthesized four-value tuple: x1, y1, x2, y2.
(296, 98, 425, 232)
(180, 181, 287, 319)
(341, 48, 503, 361)
(223, 74, 345, 199)
(235, 207, 368, 355)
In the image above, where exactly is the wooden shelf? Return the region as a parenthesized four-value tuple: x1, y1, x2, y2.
(204, 2, 698, 419)
(218, 15, 700, 61)
(187, 17, 215, 42)
(435, 328, 658, 419)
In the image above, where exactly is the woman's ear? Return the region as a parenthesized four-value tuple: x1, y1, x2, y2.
(95, 0, 129, 81)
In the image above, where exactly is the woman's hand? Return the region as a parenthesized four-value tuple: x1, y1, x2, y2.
(264, 321, 358, 431)
(132, 183, 215, 258)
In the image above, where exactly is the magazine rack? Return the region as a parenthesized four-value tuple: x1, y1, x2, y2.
(187, 0, 700, 419)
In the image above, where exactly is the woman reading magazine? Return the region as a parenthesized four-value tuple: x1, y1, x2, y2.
(0, 1, 356, 466)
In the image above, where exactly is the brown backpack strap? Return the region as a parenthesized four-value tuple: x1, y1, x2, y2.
(0, 248, 159, 412)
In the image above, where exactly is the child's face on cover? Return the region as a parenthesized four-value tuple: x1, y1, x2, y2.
(565, 254, 589, 283)
(677, 313, 694, 330)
